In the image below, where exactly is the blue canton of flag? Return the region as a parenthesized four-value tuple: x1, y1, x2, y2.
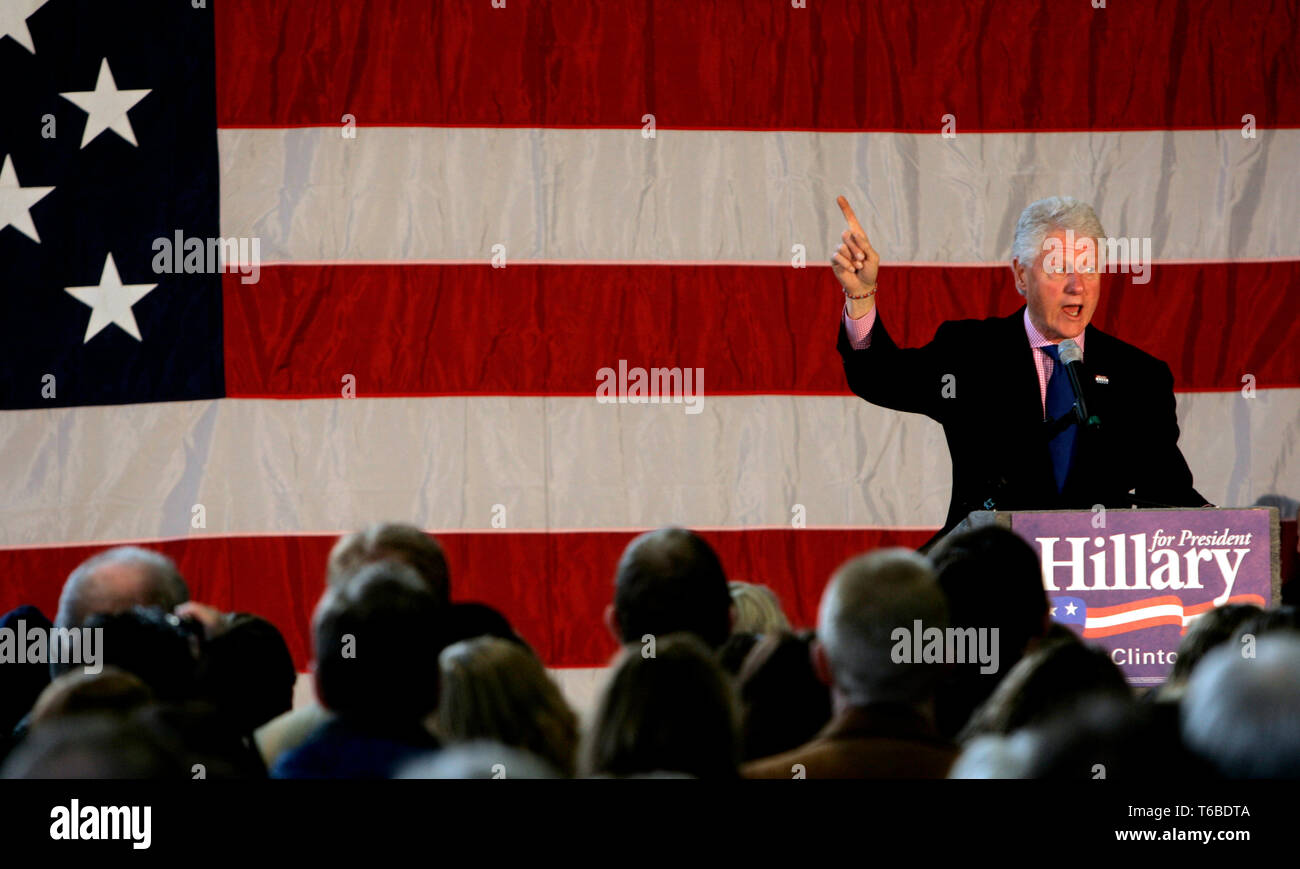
(0, 0, 223, 410)
(1050, 596, 1087, 626)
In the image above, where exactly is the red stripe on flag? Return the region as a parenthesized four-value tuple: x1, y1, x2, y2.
(213, 0, 1300, 132)
(223, 262, 1300, 397)
(0, 528, 935, 670)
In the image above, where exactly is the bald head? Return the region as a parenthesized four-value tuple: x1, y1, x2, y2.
(818, 548, 947, 706)
(55, 547, 189, 630)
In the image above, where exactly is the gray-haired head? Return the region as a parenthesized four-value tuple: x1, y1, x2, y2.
(397, 741, 560, 779)
(1011, 196, 1107, 280)
(947, 732, 1037, 779)
(54, 546, 189, 630)
(817, 548, 948, 707)
(1180, 631, 1300, 778)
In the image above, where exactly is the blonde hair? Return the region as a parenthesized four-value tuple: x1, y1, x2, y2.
(728, 581, 790, 635)
(436, 637, 579, 776)
(327, 522, 449, 605)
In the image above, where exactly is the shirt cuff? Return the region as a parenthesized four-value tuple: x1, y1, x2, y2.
(842, 303, 876, 350)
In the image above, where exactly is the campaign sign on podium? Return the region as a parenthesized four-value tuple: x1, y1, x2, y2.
(958, 507, 1279, 686)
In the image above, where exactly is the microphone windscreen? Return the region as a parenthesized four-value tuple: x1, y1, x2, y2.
(1058, 338, 1084, 366)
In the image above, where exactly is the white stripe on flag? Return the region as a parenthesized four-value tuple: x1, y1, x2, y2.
(0, 390, 1294, 548)
(218, 127, 1300, 264)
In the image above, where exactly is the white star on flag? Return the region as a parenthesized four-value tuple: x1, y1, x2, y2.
(64, 253, 157, 343)
(0, 0, 48, 54)
(0, 154, 54, 243)
(1064, 602, 1078, 616)
(59, 58, 152, 149)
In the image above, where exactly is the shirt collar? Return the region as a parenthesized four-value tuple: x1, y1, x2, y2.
(1023, 307, 1085, 355)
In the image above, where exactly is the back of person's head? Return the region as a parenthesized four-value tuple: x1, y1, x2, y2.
(929, 527, 1053, 737)
(1020, 698, 1214, 780)
(1, 713, 190, 779)
(582, 633, 740, 778)
(1166, 602, 1263, 687)
(438, 602, 531, 651)
(718, 631, 759, 675)
(132, 702, 266, 778)
(328, 522, 451, 607)
(29, 667, 153, 725)
(947, 732, 1038, 778)
(959, 639, 1131, 741)
(929, 526, 1048, 664)
(436, 637, 579, 776)
(728, 581, 790, 635)
(1231, 606, 1299, 645)
(398, 741, 560, 779)
(74, 606, 198, 699)
(0, 606, 54, 737)
(196, 614, 297, 735)
(611, 527, 732, 650)
(737, 630, 832, 761)
(1181, 631, 1300, 778)
(817, 548, 948, 706)
(313, 560, 443, 727)
(54, 546, 189, 629)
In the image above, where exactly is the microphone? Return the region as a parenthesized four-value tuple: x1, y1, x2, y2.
(1058, 339, 1101, 429)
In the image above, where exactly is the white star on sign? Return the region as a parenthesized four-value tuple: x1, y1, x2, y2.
(64, 254, 157, 342)
(1050, 606, 1057, 618)
(59, 58, 151, 148)
(0, 154, 54, 243)
(1064, 602, 1078, 616)
(0, 0, 48, 54)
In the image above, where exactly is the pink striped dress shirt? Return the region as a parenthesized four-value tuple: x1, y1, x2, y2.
(842, 304, 1085, 420)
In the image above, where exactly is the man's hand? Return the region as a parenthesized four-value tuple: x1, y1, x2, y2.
(174, 600, 231, 641)
(832, 195, 880, 319)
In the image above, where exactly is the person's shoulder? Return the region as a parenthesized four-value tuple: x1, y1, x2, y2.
(740, 744, 820, 779)
(933, 309, 1023, 343)
(1086, 325, 1172, 380)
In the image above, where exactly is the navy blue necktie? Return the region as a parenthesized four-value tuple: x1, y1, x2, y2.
(1042, 344, 1077, 492)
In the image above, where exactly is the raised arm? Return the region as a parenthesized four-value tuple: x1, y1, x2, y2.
(832, 195, 952, 423)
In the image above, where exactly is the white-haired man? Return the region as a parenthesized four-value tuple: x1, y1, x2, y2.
(742, 549, 956, 778)
(831, 195, 1206, 543)
(54, 546, 190, 631)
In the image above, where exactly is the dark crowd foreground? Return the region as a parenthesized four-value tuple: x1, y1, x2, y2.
(1, 522, 1297, 780)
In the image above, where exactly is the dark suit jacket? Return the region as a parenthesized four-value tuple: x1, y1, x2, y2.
(838, 305, 1205, 538)
(741, 704, 957, 779)
(269, 717, 439, 779)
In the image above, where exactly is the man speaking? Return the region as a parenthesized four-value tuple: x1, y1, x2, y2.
(832, 195, 1207, 542)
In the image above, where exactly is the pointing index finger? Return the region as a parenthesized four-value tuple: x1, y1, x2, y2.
(836, 195, 868, 242)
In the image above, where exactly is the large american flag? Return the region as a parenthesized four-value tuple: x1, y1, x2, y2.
(1, 0, 1297, 700)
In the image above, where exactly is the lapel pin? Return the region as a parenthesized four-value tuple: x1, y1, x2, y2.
(1094, 375, 1109, 385)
